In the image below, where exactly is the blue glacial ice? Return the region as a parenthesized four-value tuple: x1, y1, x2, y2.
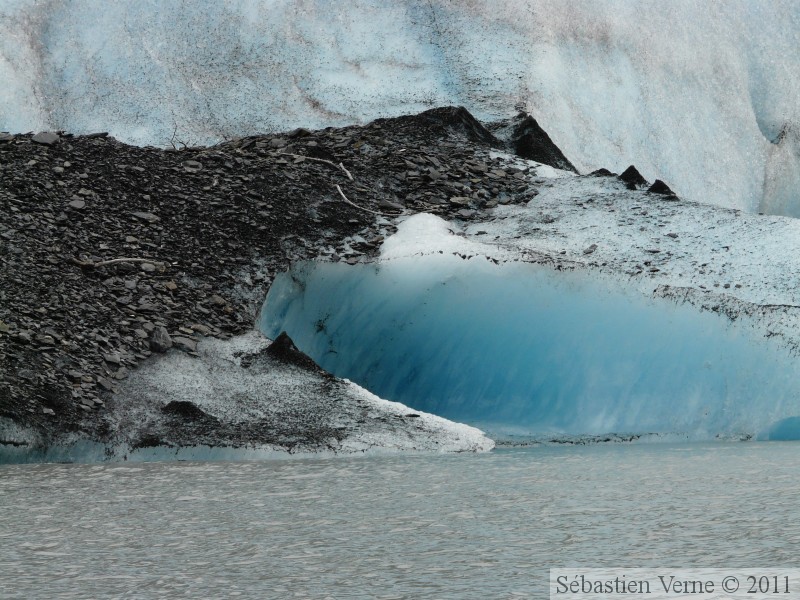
(1, 0, 799, 214)
(259, 213, 800, 440)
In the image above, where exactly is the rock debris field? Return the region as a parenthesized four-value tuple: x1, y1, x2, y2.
(2, 107, 596, 456)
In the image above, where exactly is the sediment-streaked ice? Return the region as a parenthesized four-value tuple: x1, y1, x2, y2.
(0, 331, 493, 464)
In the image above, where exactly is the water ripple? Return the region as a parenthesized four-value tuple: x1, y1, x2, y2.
(1, 443, 798, 598)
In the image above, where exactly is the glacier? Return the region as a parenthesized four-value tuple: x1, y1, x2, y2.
(260, 164, 800, 441)
(1, 0, 799, 214)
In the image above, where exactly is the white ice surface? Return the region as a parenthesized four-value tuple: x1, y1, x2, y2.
(1, 1, 799, 214)
(109, 331, 492, 457)
(0, 330, 492, 463)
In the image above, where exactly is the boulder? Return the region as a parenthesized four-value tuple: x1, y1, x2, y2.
(149, 326, 173, 353)
(32, 132, 60, 145)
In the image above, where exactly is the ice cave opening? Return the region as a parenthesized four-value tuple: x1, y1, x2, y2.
(258, 216, 800, 442)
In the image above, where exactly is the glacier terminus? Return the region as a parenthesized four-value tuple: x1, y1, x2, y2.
(261, 158, 800, 442)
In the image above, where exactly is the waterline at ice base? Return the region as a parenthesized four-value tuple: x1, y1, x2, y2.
(260, 214, 800, 442)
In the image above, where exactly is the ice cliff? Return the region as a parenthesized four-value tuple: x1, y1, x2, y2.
(260, 160, 800, 442)
(1, 0, 799, 214)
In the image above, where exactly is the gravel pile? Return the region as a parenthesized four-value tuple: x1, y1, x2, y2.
(0, 106, 580, 450)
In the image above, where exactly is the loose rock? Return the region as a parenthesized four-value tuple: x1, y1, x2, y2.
(32, 132, 60, 145)
(150, 326, 173, 353)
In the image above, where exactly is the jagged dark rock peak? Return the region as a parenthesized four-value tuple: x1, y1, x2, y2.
(589, 168, 616, 177)
(507, 114, 577, 172)
(648, 179, 677, 197)
(161, 400, 217, 422)
(265, 332, 326, 373)
(619, 165, 648, 189)
(379, 106, 503, 147)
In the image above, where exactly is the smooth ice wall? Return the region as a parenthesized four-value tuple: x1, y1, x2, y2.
(1, 0, 799, 214)
(259, 258, 800, 439)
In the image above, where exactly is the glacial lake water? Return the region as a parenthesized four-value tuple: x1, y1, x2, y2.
(1, 442, 799, 599)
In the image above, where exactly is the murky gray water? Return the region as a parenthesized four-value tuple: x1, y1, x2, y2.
(1, 443, 798, 599)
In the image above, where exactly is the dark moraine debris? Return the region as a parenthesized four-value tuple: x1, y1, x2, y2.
(619, 165, 649, 189)
(162, 400, 217, 422)
(380, 106, 502, 147)
(0, 105, 602, 455)
(589, 168, 616, 177)
(131, 434, 169, 450)
(508, 114, 577, 172)
(648, 179, 677, 197)
(31, 131, 60, 145)
(264, 331, 327, 373)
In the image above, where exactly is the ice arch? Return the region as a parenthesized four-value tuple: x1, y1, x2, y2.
(260, 255, 800, 440)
